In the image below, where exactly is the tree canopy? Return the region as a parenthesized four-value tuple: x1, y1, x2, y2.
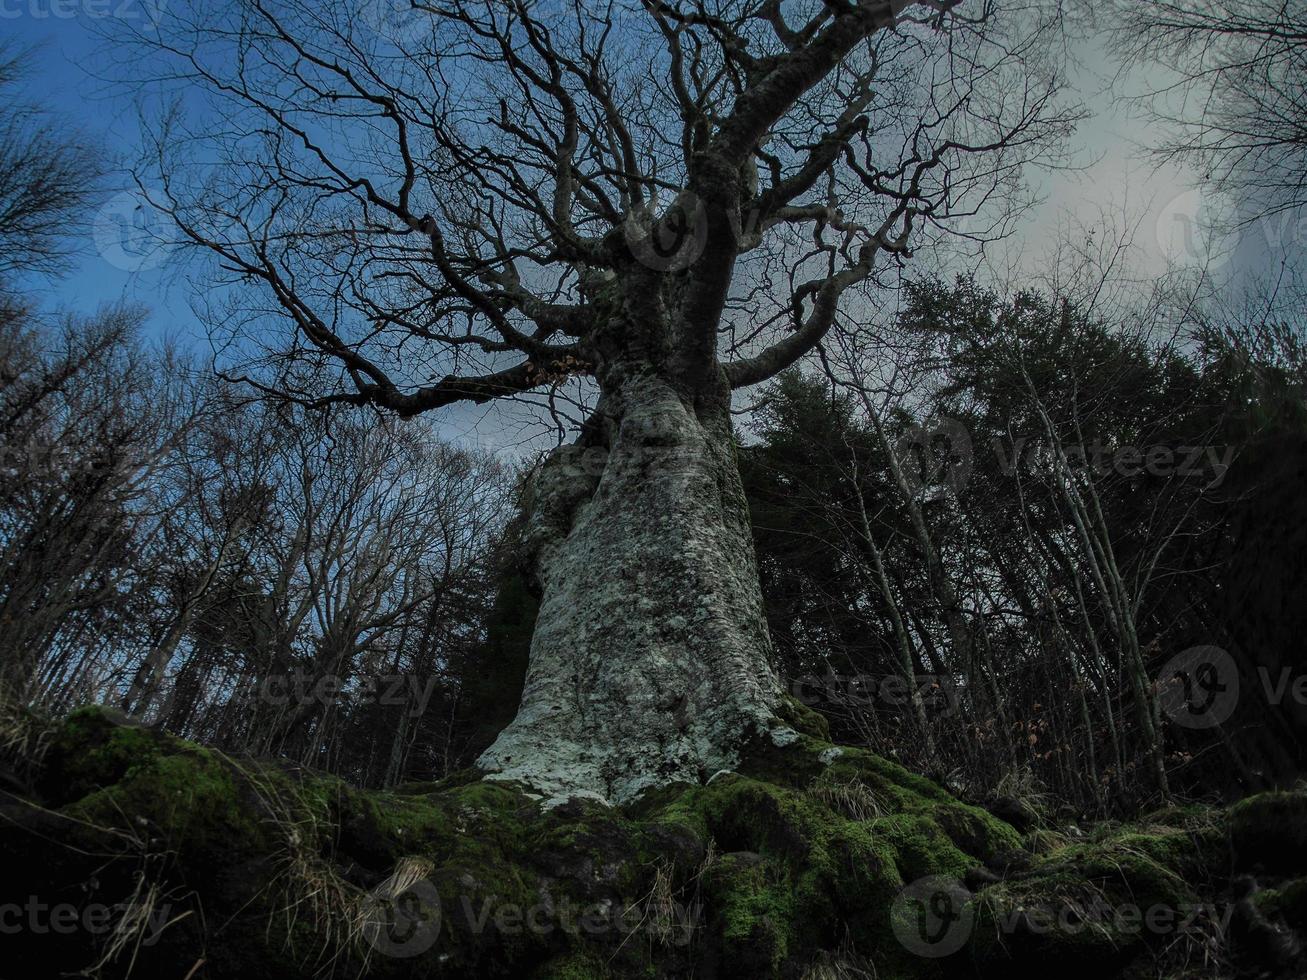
(127, 0, 1074, 418)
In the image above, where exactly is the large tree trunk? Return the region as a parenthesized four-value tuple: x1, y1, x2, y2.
(476, 374, 784, 803)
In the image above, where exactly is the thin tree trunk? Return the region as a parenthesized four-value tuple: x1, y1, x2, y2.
(847, 448, 937, 759)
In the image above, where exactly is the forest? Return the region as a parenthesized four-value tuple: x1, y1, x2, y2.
(2, 2, 1307, 978)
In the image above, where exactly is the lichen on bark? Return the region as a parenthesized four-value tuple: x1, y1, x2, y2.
(477, 374, 785, 805)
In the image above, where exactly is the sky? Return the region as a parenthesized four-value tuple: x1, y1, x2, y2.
(5, 3, 1303, 424)
(5, 4, 196, 329)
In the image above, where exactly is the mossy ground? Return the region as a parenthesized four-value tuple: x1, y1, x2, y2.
(0, 707, 1303, 978)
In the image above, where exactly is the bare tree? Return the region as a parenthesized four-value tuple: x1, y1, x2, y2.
(1105, 0, 1307, 220)
(126, 0, 1075, 800)
(0, 305, 197, 698)
(86, 390, 512, 778)
(0, 43, 104, 279)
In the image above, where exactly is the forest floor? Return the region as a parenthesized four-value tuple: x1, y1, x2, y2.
(1, 703, 1304, 979)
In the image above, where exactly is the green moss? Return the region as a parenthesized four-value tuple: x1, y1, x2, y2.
(774, 695, 831, 741)
(932, 801, 1023, 862)
(693, 775, 822, 859)
(726, 736, 1019, 868)
(533, 948, 613, 979)
(65, 740, 271, 863)
(39, 706, 167, 802)
(1025, 828, 1069, 854)
(825, 748, 953, 807)
(870, 813, 974, 882)
(736, 731, 832, 788)
(814, 818, 904, 952)
(1139, 803, 1212, 827)
(636, 758, 1013, 975)
(704, 852, 794, 973)
(14, 706, 1255, 980)
(1254, 878, 1307, 931)
(1097, 826, 1213, 881)
(967, 815, 1202, 974)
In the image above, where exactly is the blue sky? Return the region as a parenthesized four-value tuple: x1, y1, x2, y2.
(5, 4, 201, 347)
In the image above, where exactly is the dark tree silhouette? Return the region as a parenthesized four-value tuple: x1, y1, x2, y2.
(0, 43, 103, 279)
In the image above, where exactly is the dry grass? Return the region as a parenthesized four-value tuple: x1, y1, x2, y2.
(0, 684, 54, 780)
(1025, 827, 1070, 854)
(616, 839, 716, 959)
(372, 856, 435, 902)
(629, 859, 682, 946)
(1146, 909, 1234, 980)
(233, 759, 443, 977)
(4, 784, 191, 979)
(86, 871, 192, 979)
(800, 945, 879, 979)
(233, 761, 363, 971)
(807, 775, 885, 822)
(994, 765, 1054, 826)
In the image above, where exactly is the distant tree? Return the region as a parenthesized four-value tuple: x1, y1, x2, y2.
(0, 43, 103, 279)
(0, 305, 194, 698)
(1106, 0, 1307, 219)
(155, 406, 513, 774)
(728, 246, 1307, 814)
(741, 371, 871, 687)
(741, 371, 943, 759)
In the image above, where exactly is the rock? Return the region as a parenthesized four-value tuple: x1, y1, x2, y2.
(1230, 791, 1307, 873)
(986, 794, 1039, 833)
(1233, 875, 1304, 973)
(768, 727, 801, 748)
(965, 865, 1002, 890)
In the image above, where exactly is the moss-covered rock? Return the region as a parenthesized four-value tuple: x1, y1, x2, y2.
(1229, 791, 1307, 873)
(1, 708, 1305, 979)
(967, 841, 1197, 976)
(774, 694, 831, 742)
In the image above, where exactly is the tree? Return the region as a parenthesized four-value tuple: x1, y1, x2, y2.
(124, 401, 513, 779)
(127, 0, 1074, 801)
(0, 305, 197, 698)
(742, 372, 944, 761)
(1105, 0, 1307, 220)
(0, 43, 104, 279)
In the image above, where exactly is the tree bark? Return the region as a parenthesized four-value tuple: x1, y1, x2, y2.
(477, 374, 784, 803)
